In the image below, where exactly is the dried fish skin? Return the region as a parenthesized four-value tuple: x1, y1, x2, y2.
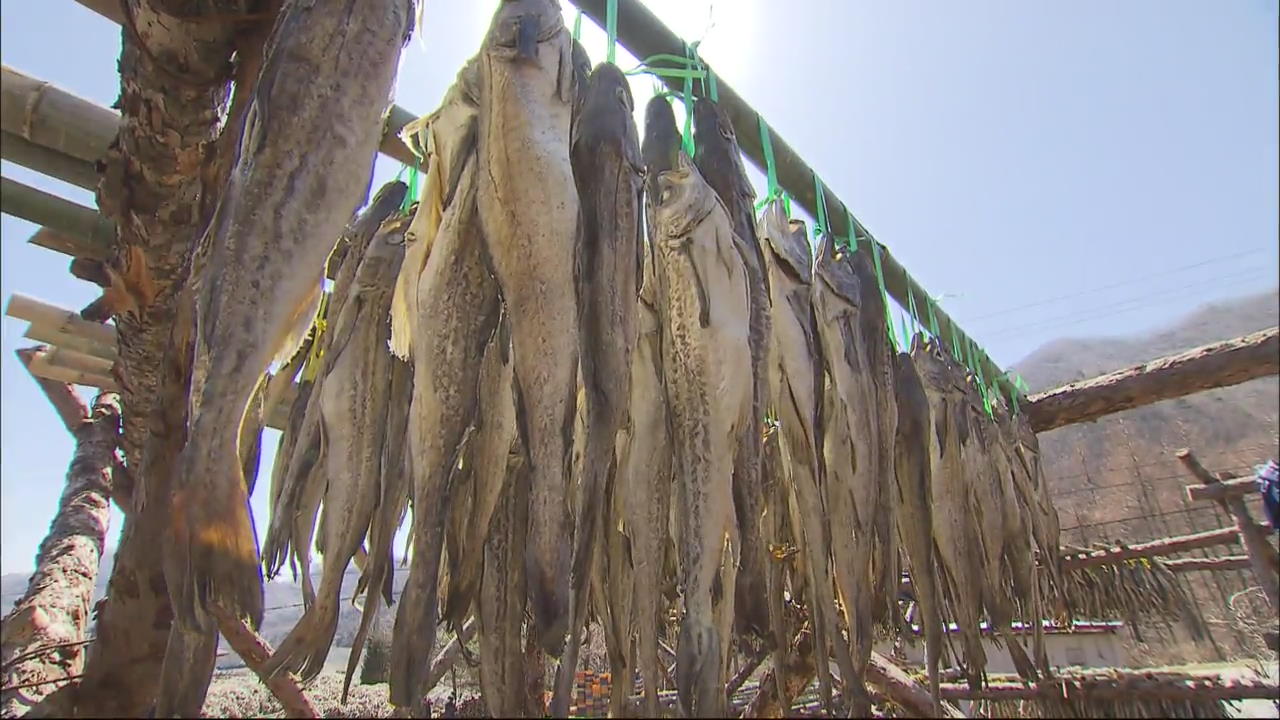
(693, 98, 773, 641)
(169, 0, 413, 642)
(892, 347, 943, 714)
(265, 221, 406, 683)
(757, 199, 847, 711)
(476, 0, 580, 654)
(478, 462, 531, 719)
(651, 152, 753, 718)
(811, 233, 898, 715)
(390, 149, 500, 709)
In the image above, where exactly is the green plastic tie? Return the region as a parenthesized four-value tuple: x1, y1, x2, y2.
(907, 289, 921, 340)
(813, 174, 829, 240)
(754, 116, 781, 213)
(868, 238, 896, 349)
(605, 0, 617, 64)
(401, 164, 420, 216)
(846, 210, 858, 253)
(925, 295, 942, 339)
(896, 305, 911, 353)
(573, 9, 583, 42)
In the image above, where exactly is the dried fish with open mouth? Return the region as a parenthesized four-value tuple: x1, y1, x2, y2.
(651, 149, 753, 718)
(476, 0, 580, 655)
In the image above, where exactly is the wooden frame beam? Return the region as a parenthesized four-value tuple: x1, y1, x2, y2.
(1060, 526, 1241, 571)
(568, 0, 1021, 404)
(0, 177, 113, 259)
(1187, 474, 1261, 503)
(1163, 555, 1252, 573)
(1025, 327, 1280, 433)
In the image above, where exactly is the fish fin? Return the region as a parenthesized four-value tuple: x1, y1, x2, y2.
(170, 483, 265, 632)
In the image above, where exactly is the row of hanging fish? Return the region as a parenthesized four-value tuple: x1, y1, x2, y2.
(251, 2, 1070, 717)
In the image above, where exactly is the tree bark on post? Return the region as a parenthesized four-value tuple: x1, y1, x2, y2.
(41, 2, 276, 716)
(1, 389, 119, 718)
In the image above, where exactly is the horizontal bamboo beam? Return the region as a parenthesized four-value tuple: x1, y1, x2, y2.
(6, 293, 116, 347)
(1060, 526, 1242, 570)
(1186, 475, 1260, 503)
(43, 345, 114, 378)
(568, 0, 1021, 405)
(22, 321, 115, 362)
(1, 65, 119, 165)
(1, 130, 99, 189)
(1026, 327, 1280, 433)
(25, 347, 116, 391)
(0, 177, 113, 259)
(939, 675, 1279, 702)
(1164, 555, 1252, 573)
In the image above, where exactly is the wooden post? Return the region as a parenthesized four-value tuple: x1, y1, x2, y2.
(1059, 526, 1242, 570)
(1178, 448, 1279, 609)
(1025, 328, 1280, 432)
(0, 386, 118, 717)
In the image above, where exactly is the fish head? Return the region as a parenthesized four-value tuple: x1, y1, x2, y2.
(691, 98, 754, 211)
(652, 152, 717, 243)
(571, 39, 593, 93)
(814, 232, 861, 306)
(354, 218, 410, 292)
(579, 62, 635, 130)
(758, 199, 813, 285)
(485, 0, 563, 63)
(642, 95, 682, 193)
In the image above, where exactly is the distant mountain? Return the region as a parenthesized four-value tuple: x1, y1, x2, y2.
(1012, 287, 1278, 550)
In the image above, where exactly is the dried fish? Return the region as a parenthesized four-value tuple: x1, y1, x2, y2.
(811, 234, 898, 715)
(651, 150, 753, 718)
(265, 216, 406, 683)
(758, 201, 847, 711)
(476, 0, 580, 654)
(693, 98, 773, 641)
(550, 60, 644, 716)
(478, 461, 531, 719)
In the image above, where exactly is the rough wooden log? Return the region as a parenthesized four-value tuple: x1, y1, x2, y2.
(1, 131, 99, 190)
(939, 674, 1279, 701)
(1060, 526, 1242, 570)
(1177, 448, 1279, 609)
(207, 604, 317, 719)
(0, 392, 118, 717)
(865, 651, 955, 718)
(1164, 555, 1252, 572)
(0, 178, 114, 260)
(1026, 328, 1280, 432)
(425, 618, 478, 691)
(1187, 475, 1263, 503)
(0, 65, 119, 166)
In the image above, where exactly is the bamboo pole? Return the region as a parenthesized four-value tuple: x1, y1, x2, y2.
(1177, 448, 1279, 609)
(1026, 328, 1280, 432)
(1059, 526, 1242, 570)
(21, 323, 115, 363)
(1164, 555, 1252, 572)
(1, 131, 99, 190)
(0, 65, 118, 165)
(0, 390, 118, 717)
(5, 293, 116, 347)
(25, 351, 116, 391)
(567, 0, 1022, 405)
(0, 177, 113, 259)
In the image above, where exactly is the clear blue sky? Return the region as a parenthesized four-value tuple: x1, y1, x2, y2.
(2, 0, 1276, 575)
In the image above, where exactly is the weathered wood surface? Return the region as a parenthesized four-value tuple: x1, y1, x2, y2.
(1177, 448, 1279, 609)
(1163, 555, 1252, 572)
(0, 390, 118, 718)
(206, 605, 317, 719)
(1059, 526, 1242, 570)
(1026, 327, 1280, 432)
(1187, 474, 1263, 503)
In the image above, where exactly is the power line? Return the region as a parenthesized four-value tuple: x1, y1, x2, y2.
(964, 246, 1272, 323)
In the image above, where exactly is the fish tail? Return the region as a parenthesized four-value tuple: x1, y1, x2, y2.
(170, 483, 265, 633)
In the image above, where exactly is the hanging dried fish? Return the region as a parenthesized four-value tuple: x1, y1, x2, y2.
(264, 214, 406, 683)
(757, 201, 847, 711)
(811, 234, 898, 715)
(912, 338, 987, 689)
(478, 462, 532, 719)
(892, 345, 944, 715)
(692, 97, 774, 641)
(551, 60, 644, 716)
(390, 147, 499, 708)
(476, 0, 580, 654)
(168, 0, 413, 651)
(650, 150, 753, 718)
